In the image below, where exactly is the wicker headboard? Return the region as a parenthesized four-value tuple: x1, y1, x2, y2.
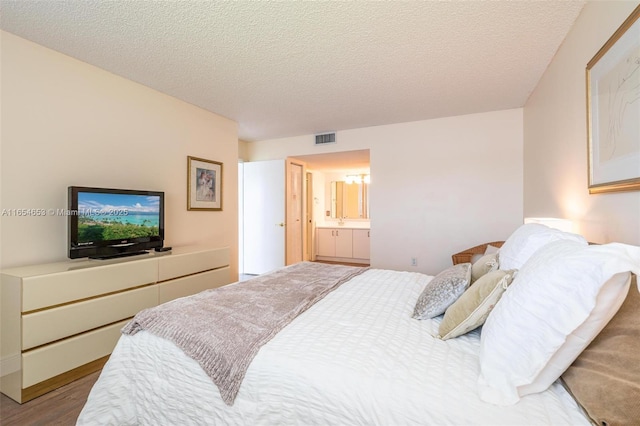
(452, 241, 504, 265)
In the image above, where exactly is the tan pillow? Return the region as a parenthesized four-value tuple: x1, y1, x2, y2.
(438, 269, 515, 340)
(471, 253, 499, 284)
(484, 244, 500, 255)
(561, 275, 640, 426)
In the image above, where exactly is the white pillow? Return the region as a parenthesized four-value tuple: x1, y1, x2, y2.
(478, 240, 640, 406)
(517, 270, 631, 396)
(498, 223, 587, 271)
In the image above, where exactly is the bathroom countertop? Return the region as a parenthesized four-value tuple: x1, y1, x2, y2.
(316, 223, 370, 229)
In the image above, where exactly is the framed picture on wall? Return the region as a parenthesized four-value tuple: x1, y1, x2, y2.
(586, 5, 640, 194)
(187, 156, 223, 211)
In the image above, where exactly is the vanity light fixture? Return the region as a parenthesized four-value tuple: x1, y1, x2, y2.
(345, 174, 370, 184)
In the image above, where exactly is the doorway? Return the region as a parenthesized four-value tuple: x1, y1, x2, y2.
(239, 150, 370, 274)
(289, 149, 370, 264)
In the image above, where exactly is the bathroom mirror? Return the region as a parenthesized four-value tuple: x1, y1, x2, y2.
(331, 181, 369, 219)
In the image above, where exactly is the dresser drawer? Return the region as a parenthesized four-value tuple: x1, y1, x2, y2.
(22, 259, 158, 312)
(158, 247, 229, 281)
(22, 285, 157, 350)
(158, 267, 230, 304)
(22, 319, 127, 388)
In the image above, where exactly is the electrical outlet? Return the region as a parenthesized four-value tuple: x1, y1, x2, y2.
(411, 257, 417, 266)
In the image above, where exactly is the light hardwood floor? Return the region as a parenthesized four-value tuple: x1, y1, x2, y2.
(0, 370, 100, 425)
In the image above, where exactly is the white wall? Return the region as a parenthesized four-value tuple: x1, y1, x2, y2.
(310, 170, 329, 225)
(248, 109, 524, 274)
(523, 1, 640, 245)
(0, 32, 239, 279)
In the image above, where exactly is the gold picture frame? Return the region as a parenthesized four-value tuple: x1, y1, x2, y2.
(586, 5, 640, 194)
(187, 156, 223, 211)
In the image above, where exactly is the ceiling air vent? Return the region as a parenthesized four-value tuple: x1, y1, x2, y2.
(315, 133, 336, 145)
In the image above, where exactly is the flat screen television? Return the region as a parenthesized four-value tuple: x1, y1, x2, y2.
(68, 186, 165, 259)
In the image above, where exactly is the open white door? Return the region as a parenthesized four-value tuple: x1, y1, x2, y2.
(243, 159, 285, 274)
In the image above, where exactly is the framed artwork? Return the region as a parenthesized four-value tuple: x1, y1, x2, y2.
(586, 5, 640, 194)
(187, 156, 223, 211)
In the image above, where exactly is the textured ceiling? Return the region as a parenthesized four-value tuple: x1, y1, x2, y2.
(0, 1, 585, 142)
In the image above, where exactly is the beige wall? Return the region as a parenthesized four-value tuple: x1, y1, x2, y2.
(0, 32, 239, 279)
(523, 1, 640, 245)
(247, 109, 524, 274)
(238, 140, 250, 161)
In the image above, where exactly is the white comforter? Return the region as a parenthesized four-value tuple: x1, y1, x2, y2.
(77, 269, 589, 425)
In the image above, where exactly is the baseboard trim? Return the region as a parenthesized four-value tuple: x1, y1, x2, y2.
(21, 355, 109, 403)
(315, 256, 369, 265)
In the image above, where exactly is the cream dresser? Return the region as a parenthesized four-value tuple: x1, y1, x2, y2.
(0, 245, 231, 403)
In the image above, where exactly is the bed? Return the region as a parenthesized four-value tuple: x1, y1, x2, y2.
(77, 225, 640, 426)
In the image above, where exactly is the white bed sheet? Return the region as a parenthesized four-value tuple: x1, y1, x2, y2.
(77, 269, 589, 425)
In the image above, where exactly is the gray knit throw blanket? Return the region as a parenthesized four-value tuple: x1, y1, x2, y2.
(122, 261, 368, 405)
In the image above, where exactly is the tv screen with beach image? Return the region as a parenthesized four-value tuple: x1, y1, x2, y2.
(77, 192, 161, 243)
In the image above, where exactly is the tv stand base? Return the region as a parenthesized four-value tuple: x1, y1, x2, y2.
(89, 251, 148, 260)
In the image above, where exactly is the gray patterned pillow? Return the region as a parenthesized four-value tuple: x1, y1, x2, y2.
(412, 263, 472, 320)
